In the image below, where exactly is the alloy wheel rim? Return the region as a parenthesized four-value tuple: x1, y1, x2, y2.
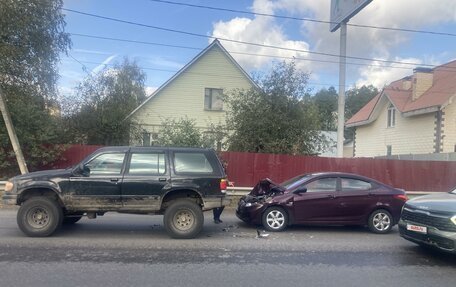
(373, 213, 391, 231)
(266, 210, 285, 229)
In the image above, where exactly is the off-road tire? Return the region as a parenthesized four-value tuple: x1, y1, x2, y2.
(163, 200, 204, 239)
(17, 197, 63, 237)
(262, 206, 288, 232)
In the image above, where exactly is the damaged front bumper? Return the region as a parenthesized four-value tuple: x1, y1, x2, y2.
(236, 196, 267, 225)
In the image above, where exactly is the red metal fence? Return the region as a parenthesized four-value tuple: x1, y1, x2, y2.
(220, 152, 456, 192)
(51, 145, 456, 192)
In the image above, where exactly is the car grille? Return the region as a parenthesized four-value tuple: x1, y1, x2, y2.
(401, 208, 456, 232)
(400, 227, 455, 250)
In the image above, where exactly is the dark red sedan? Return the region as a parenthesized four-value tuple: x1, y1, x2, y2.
(236, 172, 407, 234)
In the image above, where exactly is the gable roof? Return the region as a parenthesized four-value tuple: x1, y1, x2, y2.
(126, 39, 258, 119)
(346, 59, 456, 127)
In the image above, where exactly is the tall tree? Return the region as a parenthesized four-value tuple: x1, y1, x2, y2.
(0, 0, 71, 177)
(344, 85, 379, 140)
(345, 85, 379, 120)
(226, 61, 324, 155)
(312, 86, 338, 131)
(64, 58, 147, 145)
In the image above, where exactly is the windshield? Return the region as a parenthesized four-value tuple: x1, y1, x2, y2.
(280, 174, 313, 190)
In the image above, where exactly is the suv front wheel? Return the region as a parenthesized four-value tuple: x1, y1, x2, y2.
(17, 197, 63, 237)
(163, 200, 204, 239)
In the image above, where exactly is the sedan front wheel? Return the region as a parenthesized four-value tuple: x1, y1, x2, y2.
(262, 207, 288, 232)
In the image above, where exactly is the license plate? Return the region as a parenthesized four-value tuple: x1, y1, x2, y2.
(407, 224, 427, 234)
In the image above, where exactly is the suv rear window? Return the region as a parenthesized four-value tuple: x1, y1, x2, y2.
(174, 152, 214, 174)
(128, 153, 166, 175)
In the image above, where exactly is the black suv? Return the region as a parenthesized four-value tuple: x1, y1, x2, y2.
(2, 146, 229, 239)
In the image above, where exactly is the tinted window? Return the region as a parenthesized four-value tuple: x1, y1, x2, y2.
(129, 153, 166, 175)
(304, 177, 337, 193)
(86, 153, 125, 175)
(281, 174, 312, 190)
(341, 178, 372, 191)
(174, 152, 214, 174)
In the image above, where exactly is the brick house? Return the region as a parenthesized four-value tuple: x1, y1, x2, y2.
(346, 60, 456, 157)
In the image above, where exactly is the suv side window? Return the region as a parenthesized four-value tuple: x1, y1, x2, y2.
(128, 153, 166, 175)
(173, 152, 214, 174)
(85, 153, 125, 175)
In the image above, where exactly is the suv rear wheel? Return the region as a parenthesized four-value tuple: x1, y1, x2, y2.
(163, 200, 204, 239)
(17, 197, 63, 237)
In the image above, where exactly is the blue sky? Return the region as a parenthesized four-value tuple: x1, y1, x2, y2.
(59, 0, 456, 97)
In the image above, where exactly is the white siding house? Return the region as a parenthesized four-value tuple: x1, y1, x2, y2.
(126, 40, 256, 146)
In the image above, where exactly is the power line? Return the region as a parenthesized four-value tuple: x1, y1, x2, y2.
(62, 8, 450, 69)
(68, 55, 456, 96)
(69, 33, 414, 71)
(149, 0, 456, 37)
(67, 57, 353, 88)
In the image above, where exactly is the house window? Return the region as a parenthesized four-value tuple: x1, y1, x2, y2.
(142, 132, 159, 146)
(204, 88, 223, 111)
(387, 104, 396, 127)
(387, 145, 392, 156)
(142, 132, 151, 146)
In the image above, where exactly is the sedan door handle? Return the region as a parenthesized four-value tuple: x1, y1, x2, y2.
(110, 178, 119, 183)
(159, 178, 168, 182)
(327, 194, 336, 199)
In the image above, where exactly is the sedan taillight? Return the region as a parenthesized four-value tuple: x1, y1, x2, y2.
(394, 194, 408, 201)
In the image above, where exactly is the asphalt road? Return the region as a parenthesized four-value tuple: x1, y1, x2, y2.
(0, 208, 455, 287)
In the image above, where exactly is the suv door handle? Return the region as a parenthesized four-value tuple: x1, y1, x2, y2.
(159, 178, 168, 182)
(110, 178, 119, 183)
(327, 194, 336, 199)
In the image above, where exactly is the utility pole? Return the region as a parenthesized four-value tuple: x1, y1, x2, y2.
(336, 22, 347, 157)
(0, 87, 29, 174)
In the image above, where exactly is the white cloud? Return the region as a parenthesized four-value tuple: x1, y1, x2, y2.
(211, 1, 311, 71)
(355, 58, 422, 88)
(91, 54, 117, 75)
(211, 0, 456, 87)
(145, 86, 157, 96)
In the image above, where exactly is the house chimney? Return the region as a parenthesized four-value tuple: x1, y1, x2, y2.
(402, 76, 412, 90)
(412, 67, 433, 101)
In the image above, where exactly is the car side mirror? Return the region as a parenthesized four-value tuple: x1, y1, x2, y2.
(80, 164, 91, 177)
(293, 187, 307, 194)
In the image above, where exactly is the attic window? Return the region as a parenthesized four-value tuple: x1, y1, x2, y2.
(204, 88, 223, 111)
(387, 104, 396, 128)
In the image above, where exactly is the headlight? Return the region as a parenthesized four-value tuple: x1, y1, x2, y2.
(451, 215, 456, 225)
(4, 181, 14, 192)
(245, 202, 253, 207)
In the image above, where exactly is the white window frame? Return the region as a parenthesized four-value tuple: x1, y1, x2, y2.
(387, 104, 396, 128)
(204, 88, 223, 111)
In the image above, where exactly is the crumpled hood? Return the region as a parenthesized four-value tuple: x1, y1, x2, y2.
(249, 178, 285, 196)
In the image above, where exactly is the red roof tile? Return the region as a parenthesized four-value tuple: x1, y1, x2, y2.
(346, 59, 456, 127)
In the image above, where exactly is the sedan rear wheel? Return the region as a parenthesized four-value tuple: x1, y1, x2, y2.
(368, 209, 393, 234)
(262, 207, 288, 232)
